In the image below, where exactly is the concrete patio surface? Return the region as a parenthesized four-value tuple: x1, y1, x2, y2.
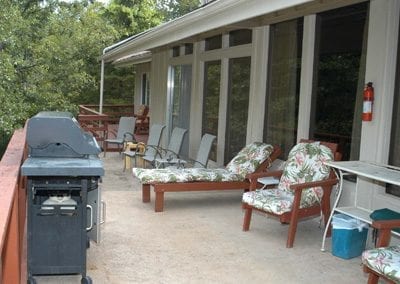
(35, 152, 369, 284)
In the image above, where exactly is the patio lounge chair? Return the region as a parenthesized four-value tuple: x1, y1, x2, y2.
(155, 133, 216, 169)
(362, 219, 400, 284)
(122, 124, 165, 170)
(242, 140, 340, 248)
(132, 142, 281, 212)
(104, 116, 136, 157)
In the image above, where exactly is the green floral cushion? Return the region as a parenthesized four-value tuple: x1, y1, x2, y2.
(362, 245, 400, 283)
(225, 142, 274, 179)
(133, 168, 192, 183)
(132, 142, 274, 184)
(242, 188, 294, 215)
(132, 167, 244, 184)
(242, 142, 333, 214)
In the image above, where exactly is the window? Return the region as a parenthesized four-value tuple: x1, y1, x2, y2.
(185, 43, 193, 55)
(225, 57, 251, 164)
(205, 35, 222, 51)
(141, 73, 150, 105)
(264, 18, 303, 157)
(387, 26, 400, 197)
(202, 61, 221, 161)
(172, 46, 180, 57)
(229, 29, 252, 47)
(310, 2, 369, 161)
(169, 65, 192, 157)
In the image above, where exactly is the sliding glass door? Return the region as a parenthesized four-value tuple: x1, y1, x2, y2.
(168, 64, 192, 157)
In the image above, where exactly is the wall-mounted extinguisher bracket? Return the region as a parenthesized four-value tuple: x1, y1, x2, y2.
(362, 82, 374, 121)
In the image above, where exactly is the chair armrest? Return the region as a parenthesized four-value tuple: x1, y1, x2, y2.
(372, 220, 400, 247)
(288, 178, 338, 215)
(289, 178, 338, 192)
(123, 132, 136, 142)
(162, 149, 179, 159)
(182, 158, 207, 168)
(145, 145, 179, 161)
(145, 145, 163, 156)
(372, 219, 400, 230)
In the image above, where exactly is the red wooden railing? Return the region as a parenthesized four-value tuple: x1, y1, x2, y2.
(78, 104, 135, 152)
(0, 127, 27, 283)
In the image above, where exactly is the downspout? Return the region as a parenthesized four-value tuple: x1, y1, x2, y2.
(99, 45, 117, 114)
(99, 56, 105, 114)
(99, 37, 135, 114)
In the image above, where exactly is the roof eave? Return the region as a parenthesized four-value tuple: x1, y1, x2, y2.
(102, 0, 313, 62)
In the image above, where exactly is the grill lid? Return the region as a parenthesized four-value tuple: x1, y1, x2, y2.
(26, 111, 101, 158)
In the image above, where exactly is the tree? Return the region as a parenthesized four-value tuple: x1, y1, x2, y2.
(0, 0, 118, 139)
(104, 0, 163, 38)
(0, 0, 201, 157)
(157, 0, 201, 21)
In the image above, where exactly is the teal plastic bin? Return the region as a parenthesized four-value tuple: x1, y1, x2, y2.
(331, 214, 369, 259)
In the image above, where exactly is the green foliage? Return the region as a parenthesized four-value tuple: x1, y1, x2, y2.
(0, 0, 117, 133)
(105, 0, 163, 37)
(157, 0, 201, 21)
(0, 0, 200, 157)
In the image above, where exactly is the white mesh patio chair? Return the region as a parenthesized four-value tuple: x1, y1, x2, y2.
(158, 133, 216, 169)
(104, 116, 136, 157)
(122, 124, 165, 170)
(152, 127, 188, 168)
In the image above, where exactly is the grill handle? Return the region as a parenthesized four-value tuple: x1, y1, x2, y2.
(86, 204, 93, 231)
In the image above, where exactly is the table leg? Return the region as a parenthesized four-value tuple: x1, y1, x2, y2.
(142, 184, 150, 203)
(155, 191, 164, 212)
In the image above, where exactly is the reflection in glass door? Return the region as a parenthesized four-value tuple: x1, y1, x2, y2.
(202, 60, 221, 162)
(310, 2, 368, 161)
(168, 65, 192, 157)
(225, 57, 251, 164)
(264, 18, 303, 158)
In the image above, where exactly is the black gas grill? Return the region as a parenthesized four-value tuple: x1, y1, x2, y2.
(22, 111, 104, 284)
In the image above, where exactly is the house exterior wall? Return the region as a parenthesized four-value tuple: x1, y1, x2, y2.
(357, 0, 400, 211)
(135, 0, 400, 216)
(149, 50, 169, 146)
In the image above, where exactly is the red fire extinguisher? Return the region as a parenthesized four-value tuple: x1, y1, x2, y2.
(362, 82, 374, 121)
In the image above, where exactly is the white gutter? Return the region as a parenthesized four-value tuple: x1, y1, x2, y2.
(102, 0, 313, 62)
(112, 51, 152, 67)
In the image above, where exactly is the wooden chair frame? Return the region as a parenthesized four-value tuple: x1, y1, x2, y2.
(363, 220, 400, 284)
(242, 140, 341, 248)
(141, 146, 282, 212)
(134, 105, 149, 134)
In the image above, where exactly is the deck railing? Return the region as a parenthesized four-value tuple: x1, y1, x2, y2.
(79, 104, 135, 123)
(78, 104, 135, 152)
(0, 127, 27, 283)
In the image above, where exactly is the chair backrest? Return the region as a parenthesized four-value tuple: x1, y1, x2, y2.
(225, 142, 274, 179)
(167, 127, 188, 155)
(116, 117, 136, 140)
(278, 141, 334, 199)
(137, 105, 149, 117)
(145, 124, 166, 156)
(299, 139, 341, 162)
(193, 134, 216, 168)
